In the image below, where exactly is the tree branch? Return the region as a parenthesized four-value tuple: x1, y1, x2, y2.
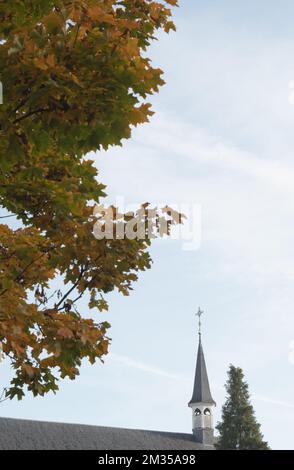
(0, 247, 54, 297)
(13, 107, 51, 124)
(55, 264, 87, 310)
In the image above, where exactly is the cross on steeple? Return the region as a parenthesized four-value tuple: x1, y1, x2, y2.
(196, 307, 203, 341)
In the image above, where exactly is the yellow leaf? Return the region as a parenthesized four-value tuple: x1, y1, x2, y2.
(43, 12, 63, 33)
(34, 57, 48, 71)
(46, 54, 55, 68)
(88, 6, 115, 24)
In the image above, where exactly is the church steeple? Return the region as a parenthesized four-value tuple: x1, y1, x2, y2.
(188, 308, 216, 446)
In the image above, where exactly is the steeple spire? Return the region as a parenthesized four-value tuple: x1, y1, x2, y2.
(189, 308, 215, 405)
(188, 308, 216, 446)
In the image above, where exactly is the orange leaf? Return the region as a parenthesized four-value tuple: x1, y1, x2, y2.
(57, 327, 74, 339)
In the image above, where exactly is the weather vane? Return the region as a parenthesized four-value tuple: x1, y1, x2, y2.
(196, 307, 204, 339)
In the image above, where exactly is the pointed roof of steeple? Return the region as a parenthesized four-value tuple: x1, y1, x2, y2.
(189, 308, 215, 406)
(189, 339, 215, 405)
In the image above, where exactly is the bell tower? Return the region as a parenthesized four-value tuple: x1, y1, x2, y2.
(188, 308, 216, 446)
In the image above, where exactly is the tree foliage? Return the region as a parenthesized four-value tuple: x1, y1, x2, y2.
(216, 365, 270, 450)
(0, 0, 179, 400)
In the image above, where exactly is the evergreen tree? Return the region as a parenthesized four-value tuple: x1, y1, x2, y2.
(216, 365, 270, 450)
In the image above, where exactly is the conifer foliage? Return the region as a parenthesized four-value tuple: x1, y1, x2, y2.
(216, 365, 270, 450)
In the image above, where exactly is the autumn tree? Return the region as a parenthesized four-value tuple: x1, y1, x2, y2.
(216, 365, 270, 450)
(0, 0, 179, 400)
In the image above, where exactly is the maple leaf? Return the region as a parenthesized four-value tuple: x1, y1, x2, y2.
(57, 327, 74, 339)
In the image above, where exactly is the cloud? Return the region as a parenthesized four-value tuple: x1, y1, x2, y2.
(93, 110, 294, 286)
(110, 352, 294, 410)
(94, 109, 294, 210)
(109, 352, 183, 381)
(134, 114, 294, 200)
(252, 394, 294, 410)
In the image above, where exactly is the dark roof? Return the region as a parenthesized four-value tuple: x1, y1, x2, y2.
(189, 339, 215, 406)
(0, 417, 214, 450)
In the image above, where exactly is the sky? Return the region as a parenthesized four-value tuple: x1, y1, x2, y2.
(2, 0, 294, 450)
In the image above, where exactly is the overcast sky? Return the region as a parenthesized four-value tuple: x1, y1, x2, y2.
(2, 0, 294, 450)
